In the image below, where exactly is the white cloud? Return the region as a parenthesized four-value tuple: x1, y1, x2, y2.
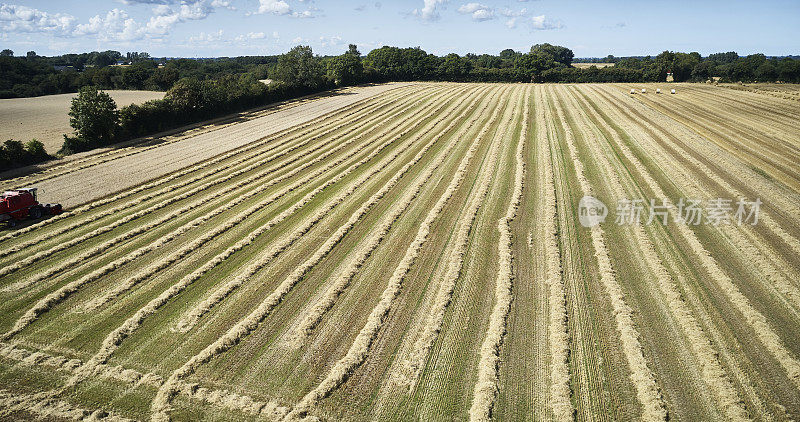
(75, 9, 149, 41)
(457, 3, 482, 14)
(257, 0, 291, 15)
(412, 0, 446, 21)
(254, 0, 316, 18)
(529, 14, 562, 30)
(499, 7, 526, 17)
(1, 1, 228, 42)
(470, 8, 493, 21)
(505, 17, 517, 28)
(0, 4, 76, 35)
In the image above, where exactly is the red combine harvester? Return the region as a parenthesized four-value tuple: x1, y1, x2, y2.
(0, 188, 62, 228)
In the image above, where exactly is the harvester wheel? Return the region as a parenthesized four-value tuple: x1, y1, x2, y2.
(29, 206, 43, 219)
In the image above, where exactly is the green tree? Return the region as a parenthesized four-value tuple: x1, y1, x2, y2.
(165, 78, 204, 111)
(755, 61, 778, 82)
(670, 52, 700, 82)
(499, 49, 519, 61)
(530, 43, 574, 66)
(68, 86, 119, 147)
(327, 50, 363, 86)
(275, 45, 325, 89)
(0, 49, 13, 57)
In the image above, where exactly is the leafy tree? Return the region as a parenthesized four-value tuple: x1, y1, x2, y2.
(327, 51, 363, 86)
(499, 49, 520, 61)
(670, 52, 700, 82)
(275, 45, 325, 89)
(68, 86, 119, 148)
(24, 139, 49, 162)
(691, 61, 715, 81)
(707, 51, 738, 64)
(148, 67, 180, 90)
(438, 53, 472, 79)
(530, 43, 574, 66)
(476, 54, 502, 68)
(755, 62, 778, 82)
(347, 44, 361, 57)
(0, 49, 12, 57)
(165, 78, 204, 111)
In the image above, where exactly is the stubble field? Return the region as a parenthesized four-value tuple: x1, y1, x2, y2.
(0, 82, 798, 421)
(0, 90, 166, 154)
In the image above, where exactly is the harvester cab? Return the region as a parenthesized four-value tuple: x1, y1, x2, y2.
(0, 187, 63, 228)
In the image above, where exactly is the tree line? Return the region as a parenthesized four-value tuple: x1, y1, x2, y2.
(1, 44, 798, 172)
(2, 46, 798, 100)
(0, 49, 277, 99)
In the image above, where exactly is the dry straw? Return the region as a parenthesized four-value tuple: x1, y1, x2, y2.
(289, 86, 498, 345)
(66, 86, 466, 380)
(0, 84, 420, 247)
(550, 85, 667, 421)
(469, 87, 526, 421)
(151, 86, 485, 420)
(0, 86, 432, 287)
(594, 85, 800, 390)
(283, 86, 514, 421)
(1, 86, 450, 341)
(392, 86, 509, 391)
(568, 86, 748, 420)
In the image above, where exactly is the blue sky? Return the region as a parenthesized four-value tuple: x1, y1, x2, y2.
(1, 0, 798, 58)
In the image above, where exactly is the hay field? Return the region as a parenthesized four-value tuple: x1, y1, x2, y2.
(0, 83, 406, 207)
(572, 62, 615, 69)
(0, 82, 799, 421)
(0, 91, 166, 154)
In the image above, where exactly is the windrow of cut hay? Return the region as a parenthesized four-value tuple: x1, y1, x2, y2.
(600, 85, 800, 273)
(0, 84, 411, 193)
(1, 339, 283, 418)
(0, 86, 421, 263)
(585, 85, 780, 416)
(534, 85, 573, 421)
(588, 86, 800, 390)
(0, 87, 431, 281)
(288, 86, 500, 345)
(282, 87, 516, 422)
(591, 86, 800, 311)
(549, 85, 667, 421)
(151, 86, 492, 421)
(614, 86, 800, 259)
(78, 89, 449, 311)
(67, 86, 469, 387)
(390, 86, 512, 393)
(469, 86, 527, 422)
(0, 389, 133, 422)
(2, 86, 451, 341)
(566, 86, 749, 420)
(0, 85, 421, 246)
(173, 86, 486, 333)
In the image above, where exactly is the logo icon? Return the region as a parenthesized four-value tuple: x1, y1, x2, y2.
(578, 196, 607, 227)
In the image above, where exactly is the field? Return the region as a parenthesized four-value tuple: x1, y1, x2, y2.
(0, 82, 799, 421)
(572, 63, 615, 69)
(0, 91, 166, 154)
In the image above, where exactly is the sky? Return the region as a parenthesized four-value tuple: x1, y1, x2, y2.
(1, 0, 798, 58)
